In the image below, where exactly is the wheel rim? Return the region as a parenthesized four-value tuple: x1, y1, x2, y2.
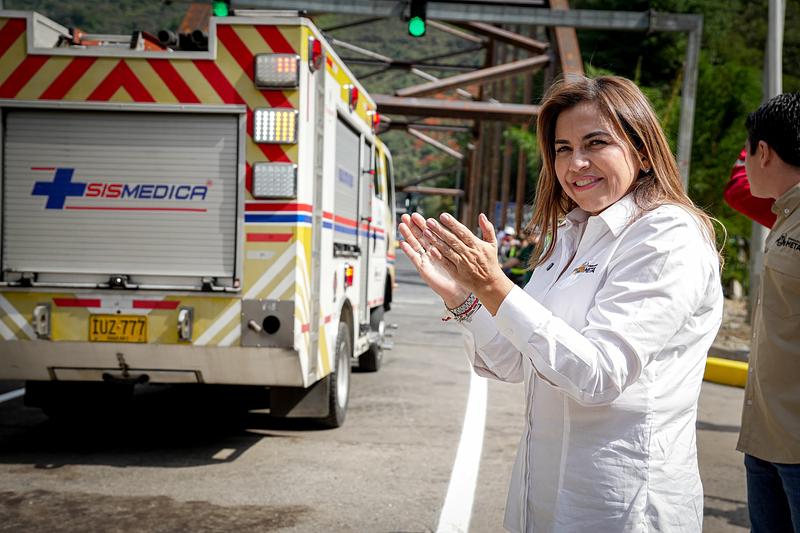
(336, 336, 349, 409)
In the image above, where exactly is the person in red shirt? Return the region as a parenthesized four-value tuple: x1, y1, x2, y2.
(724, 147, 777, 227)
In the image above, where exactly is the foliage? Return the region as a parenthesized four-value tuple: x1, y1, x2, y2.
(5, 0, 186, 35)
(573, 0, 798, 291)
(10, 0, 799, 290)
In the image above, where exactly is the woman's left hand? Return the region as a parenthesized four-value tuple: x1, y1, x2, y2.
(423, 212, 516, 315)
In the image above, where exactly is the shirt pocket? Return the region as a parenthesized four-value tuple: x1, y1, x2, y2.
(763, 249, 800, 318)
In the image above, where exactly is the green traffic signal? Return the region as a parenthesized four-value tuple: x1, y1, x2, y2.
(408, 16, 426, 37)
(212, 1, 230, 17)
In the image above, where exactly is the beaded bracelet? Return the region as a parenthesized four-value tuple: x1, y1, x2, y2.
(442, 293, 483, 323)
(447, 293, 477, 315)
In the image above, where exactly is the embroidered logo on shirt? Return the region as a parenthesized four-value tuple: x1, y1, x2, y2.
(572, 261, 598, 274)
(776, 234, 800, 251)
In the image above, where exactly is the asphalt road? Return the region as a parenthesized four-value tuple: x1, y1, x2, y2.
(0, 254, 749, 532)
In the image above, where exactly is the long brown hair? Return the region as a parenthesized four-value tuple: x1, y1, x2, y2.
(527, 75, 721, 267)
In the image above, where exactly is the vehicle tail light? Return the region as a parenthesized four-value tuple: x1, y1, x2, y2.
(349, 85, 359, 110)
(252, 162, 297, 198)
(254, 53, 299, 88)
(253, 108, 298, 144)
(344, 264, 354, 288)
(308, 37, 323, 72)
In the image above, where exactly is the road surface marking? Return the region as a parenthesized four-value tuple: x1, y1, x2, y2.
(436, 371, 488, 533)
(0, 388, 25, 404)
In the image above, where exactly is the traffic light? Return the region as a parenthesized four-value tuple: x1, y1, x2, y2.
(408, 0, 427, 37)
(212, 0, 231, 17)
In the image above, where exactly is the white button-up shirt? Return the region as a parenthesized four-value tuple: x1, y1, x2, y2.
(462, 195, 723, 532)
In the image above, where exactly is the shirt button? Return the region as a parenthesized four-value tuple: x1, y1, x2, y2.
(785, 208, 790, 215)
(749, 367, 754, 373)
(746, 399, 753, 406)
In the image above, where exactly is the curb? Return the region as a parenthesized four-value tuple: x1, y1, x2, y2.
(704, 356, 748, 388)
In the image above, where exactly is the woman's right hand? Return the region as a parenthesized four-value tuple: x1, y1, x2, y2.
(399, 213, 469, 306)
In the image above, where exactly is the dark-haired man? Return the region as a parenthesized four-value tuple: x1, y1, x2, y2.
(736, 92, 800, 533)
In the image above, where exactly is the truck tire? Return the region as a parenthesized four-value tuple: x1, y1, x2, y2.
(358, 307, 384, 372)
(321, 321, 352, 428)
(383, 273, 393, 312)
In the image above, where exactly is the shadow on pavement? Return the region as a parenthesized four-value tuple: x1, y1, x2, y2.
(0, 384, 336, 470)
(0, 488, 308, 532)
(704, 494, 750, 529)
(696, 420, 741, 433)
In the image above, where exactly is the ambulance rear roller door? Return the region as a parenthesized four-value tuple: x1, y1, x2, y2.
(2, 109, 239, 289)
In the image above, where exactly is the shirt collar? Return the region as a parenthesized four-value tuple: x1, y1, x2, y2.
(772, 182, 800, 218)
(563, 206, 589, 227)
(565, 193, 640, 237)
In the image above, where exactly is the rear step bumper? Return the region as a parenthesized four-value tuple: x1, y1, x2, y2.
(0, 340, 306, 386)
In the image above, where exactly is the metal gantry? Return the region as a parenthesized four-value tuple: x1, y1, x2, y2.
(238, 0, 703, 232)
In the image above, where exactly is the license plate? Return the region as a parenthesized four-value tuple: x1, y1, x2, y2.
(89, 315, 147, 343)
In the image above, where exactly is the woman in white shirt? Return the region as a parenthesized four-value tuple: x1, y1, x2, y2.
(399, 75, 723, 532)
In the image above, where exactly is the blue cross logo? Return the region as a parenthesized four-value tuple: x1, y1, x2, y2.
(32, 168, 87, 209)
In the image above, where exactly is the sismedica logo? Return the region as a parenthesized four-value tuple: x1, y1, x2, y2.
(31, 168, 209, 212)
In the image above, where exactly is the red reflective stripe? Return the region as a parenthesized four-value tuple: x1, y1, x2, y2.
(333, 215, 357, 227)
(194, 61, 289, 163)
(65, 206, 206, 212)
(0, 55, 48, 98)
(40, 56, 97, 99)
(88, 61, 155, 102)
(54, 298, 101, 308)
(147, 59, 200, 103)
(195, 59, 283, 163)
(246, 162, 253, 195)
(0, 19, 25, 58)
(194, 59, 243, 104)
(323, 212, 334, 220)
(216, 25, 292, 108)
(255, 25, 296, 54)
(247, 233, 293, 242)
(245, 202, 312, 212)
(217, 25, 254, 79)
(133, 300, 180, 310)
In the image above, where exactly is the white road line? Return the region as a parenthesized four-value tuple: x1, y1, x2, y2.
(0, 388, 25, 404)
(436, 371, 488, 533)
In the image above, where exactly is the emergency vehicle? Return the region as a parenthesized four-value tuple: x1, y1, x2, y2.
(0, 9, 397, 427)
